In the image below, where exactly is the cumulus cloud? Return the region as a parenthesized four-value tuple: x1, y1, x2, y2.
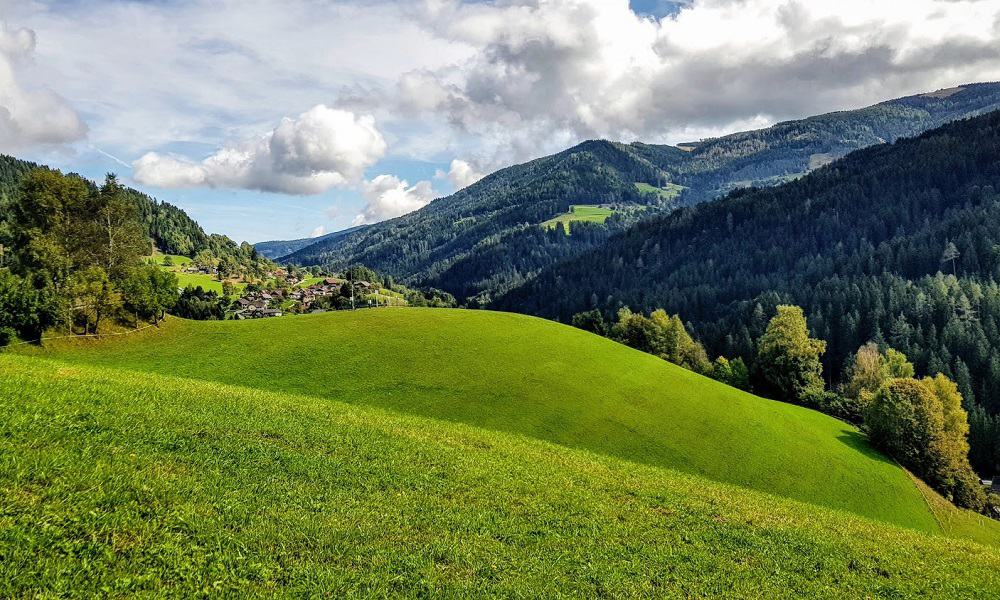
(0, 27, 87, 152)
(445, 159, 484, 190)
(133, 105, 386, 194)
(310, 225, 327, 238)
(390, 0, 1000, 164)
(353, 174, 436, 225)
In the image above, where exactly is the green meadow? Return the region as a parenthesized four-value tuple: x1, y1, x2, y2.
(0, 354, 997, 595)
(6, 309, 1000, 595)
(542, 204, 614, 232)
(146, 252, 192, 267)
(17, 309, 992, 533)
(635, 181, 685, 202)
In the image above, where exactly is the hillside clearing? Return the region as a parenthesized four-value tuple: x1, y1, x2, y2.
(635, 182, 685, 202)
(541, 205, 614, 232)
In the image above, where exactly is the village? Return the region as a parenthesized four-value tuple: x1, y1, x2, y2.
(231, 275, 379, 319)
(166, 253, 454, 321)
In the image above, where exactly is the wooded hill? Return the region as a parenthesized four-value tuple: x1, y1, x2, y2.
(496, 109, 1000, 478)
(0, 154, 266, 270)
(274, 83, 1000, 304)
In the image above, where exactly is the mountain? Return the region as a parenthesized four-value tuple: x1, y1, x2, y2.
(255, 225, 364, 260)
(496, 108, 1000, 477)
(279, 139, 681, 303)
(279, 83, 1000, 304)
(650, 82, 1000, 202)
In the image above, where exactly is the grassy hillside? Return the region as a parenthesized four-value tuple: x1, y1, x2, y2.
(542, 205, 614, 232)
(18, 309, 958, 532)
(3, 352, 1000, 596)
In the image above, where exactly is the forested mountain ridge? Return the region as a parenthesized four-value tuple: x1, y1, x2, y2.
(256, 225, 365, 260)
(277, 83, 1000, 304)
(280, 139, 680, 303)
(656, 82, 1000, 201)
(496, 109, 1000, 477)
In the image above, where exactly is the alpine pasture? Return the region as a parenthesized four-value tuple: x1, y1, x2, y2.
(542, 205, 614, 232)
(16, 309, 996, 537)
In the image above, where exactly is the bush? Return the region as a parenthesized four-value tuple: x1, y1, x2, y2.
(571, 310, 607, 336)
(867, 377, 986, 510)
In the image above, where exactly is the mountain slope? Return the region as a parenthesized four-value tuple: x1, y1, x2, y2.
(280, 140, 680, 303)
(648, 81, 1000, 202)
(255, 225, 364, 260)
(280, 83, 1000, 304)
(17, 309, 957, 531)
(4, 350, 1000, 596)
(497, 109, 1000, 476)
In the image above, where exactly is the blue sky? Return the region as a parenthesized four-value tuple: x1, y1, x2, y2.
(3, 0, 999, 244)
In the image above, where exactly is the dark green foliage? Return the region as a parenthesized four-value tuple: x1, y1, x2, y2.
(343, 265, 382, 284)
(711, 356, 750, 391)
(0, 155, 270, 275)
(404, 287, 457, 308)
(500, 109, 1000, 476)
(0, 269, 59, 345)
(609, 308, 712, 374)
(172, 286, 227, 321)
(2, 167, 190, 337)
(571, 309, 608, 336)
(281, 140, 672, 304)
(121, 264, 178, 324)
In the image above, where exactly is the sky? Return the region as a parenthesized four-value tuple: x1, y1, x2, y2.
(2, 0, 1000, 244)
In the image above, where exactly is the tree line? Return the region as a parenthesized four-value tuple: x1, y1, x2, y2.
(573, 304, 994, 515)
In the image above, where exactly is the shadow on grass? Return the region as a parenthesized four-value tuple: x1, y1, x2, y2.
(837, 429, 896, 467)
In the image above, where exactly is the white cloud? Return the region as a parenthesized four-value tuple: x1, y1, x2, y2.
(5, 0, 1000, 208)
(0, 26, 86, 152)
(310, 225, 326, 238)
(353, 174, 436, 226)
(392, 0, 1000, 164)
(133, 105, 386, 194)
(3, 0, 471, 155)
(445, 159, 484, 190)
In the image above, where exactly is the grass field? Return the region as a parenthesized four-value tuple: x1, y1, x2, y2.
(173, 272, 246, 296)
(17, 309, 988, 537)
(635, 182, 685, 202)
(146, 251, 192, 267)
(542, 205, 614, 232)
(295, 276, 325, 288)
(3, 347, 1000, 596)
(146, 251, 248, 295)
